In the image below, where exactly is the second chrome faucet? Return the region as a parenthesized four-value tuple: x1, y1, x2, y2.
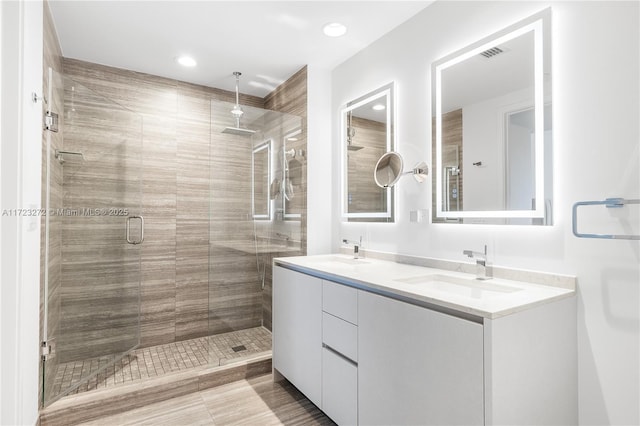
(342, 236, 363, 259)
(463, 244, 492, 280)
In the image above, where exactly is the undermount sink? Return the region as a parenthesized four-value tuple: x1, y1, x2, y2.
(394, 274, 521, 298)
(310, 255, 371, 265)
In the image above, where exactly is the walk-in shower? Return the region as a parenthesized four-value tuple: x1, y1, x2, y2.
(41, 67, 304, 406)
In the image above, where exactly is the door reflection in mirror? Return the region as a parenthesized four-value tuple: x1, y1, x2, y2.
(432, 9, 552, 224)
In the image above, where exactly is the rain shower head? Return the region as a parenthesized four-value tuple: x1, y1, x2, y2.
(222, 126, 256, 136)
(222, 71, 257, 137)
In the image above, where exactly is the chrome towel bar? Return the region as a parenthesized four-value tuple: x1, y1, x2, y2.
(572, 198, 640, 240)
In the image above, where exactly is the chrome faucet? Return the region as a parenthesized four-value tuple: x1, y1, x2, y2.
(342, 236, 363, 259)
(463, 244, 492, 280)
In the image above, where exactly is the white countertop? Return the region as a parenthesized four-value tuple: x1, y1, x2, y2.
(274, 254, 575, 320)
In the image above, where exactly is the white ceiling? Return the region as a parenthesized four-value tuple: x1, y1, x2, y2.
(49, 1, 433, 97)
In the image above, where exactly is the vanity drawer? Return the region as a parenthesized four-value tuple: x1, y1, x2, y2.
(322, 347, 358, 426)
(322, 280, 358, 324)
(322, 312, 358, 362)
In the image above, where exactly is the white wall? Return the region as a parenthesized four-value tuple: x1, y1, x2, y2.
(0, 0, 44, 424)
(462, 87, 533, 211)
(306, 64, 334, 255)
(329, 1, 639, 424)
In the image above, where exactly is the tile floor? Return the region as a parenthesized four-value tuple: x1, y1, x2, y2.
(51, 327, 272, 399)
(78, 374, 335, 426)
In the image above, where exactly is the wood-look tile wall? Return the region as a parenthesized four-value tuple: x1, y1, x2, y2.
(61, 58, 267, 354)
(208, 101, 262, 336)
(58, 82, 143, 362)
(347, 116, 387, 214)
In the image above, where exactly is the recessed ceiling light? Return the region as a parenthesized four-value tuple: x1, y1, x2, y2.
(176, 56, 197, 67)
(323, 22, 347, 37)
(372, 104, 386, 111)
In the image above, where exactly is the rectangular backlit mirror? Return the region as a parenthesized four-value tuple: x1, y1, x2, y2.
(341, 82, 395, 222)
(432, 9, 552, 225)
(252, 140, 271, 220)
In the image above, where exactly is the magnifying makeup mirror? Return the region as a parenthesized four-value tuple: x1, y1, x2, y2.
(374, 152, 428, 188)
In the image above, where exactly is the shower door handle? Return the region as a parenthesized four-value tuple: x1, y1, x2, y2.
(126, 215, 144, 245)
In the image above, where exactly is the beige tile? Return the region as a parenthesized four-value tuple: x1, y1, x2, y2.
(200, 374, 333, 426)
(197, 356, 272, 391)
(78, 393, 214, 426)
(49, 327, 271, 401)
(41, 374, 200, 426)
(56, 373, 333, 426)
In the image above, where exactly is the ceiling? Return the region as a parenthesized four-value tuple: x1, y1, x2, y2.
(49, 1, 433, 97)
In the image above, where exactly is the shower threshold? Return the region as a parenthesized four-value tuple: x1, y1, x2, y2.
(50, 326, 272, 399)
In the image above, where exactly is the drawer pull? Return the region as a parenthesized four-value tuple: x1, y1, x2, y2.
(323, 343, 357, 366)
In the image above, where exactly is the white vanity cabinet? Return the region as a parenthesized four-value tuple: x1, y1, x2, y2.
(358, 290, 484, 425)
(272, 261, 577, 426)
(272, 266, 322, 407)
(273, 265, 482, 425)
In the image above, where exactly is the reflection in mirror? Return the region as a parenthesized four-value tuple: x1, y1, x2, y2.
(252, 140, 271, 220)
(374, 152, 403, 188)
(432, 9, 552, 225)
(283, 129, 303, 220)
(342, 82, 395, 222)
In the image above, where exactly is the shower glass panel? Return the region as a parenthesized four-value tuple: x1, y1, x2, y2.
(42, 69, 143, 405)
(209, 100, 303, 363)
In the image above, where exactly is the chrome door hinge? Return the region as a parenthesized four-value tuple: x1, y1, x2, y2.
(41, 340, 55, 361)
(44, 111, 59, 132)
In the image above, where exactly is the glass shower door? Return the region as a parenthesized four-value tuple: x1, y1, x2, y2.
(42, 69, 143, 405)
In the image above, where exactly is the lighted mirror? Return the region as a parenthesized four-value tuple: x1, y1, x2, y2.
(252, 140, 271, 220)
(432, 9, 552, 225)
(342, 82, 395, 222)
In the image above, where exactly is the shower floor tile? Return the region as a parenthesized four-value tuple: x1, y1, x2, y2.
(50, 326, 272, 399)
